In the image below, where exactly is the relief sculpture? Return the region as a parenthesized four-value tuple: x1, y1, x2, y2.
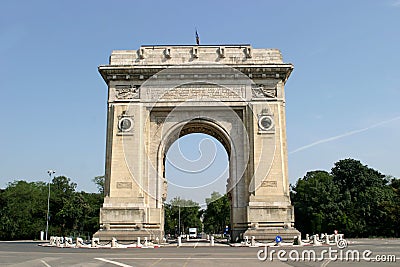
(252, 82, 278, 99)
(115, 85, 139, 100)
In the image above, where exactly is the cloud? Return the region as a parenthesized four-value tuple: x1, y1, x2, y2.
(392, 0, 400, 7)
(289, 116, 400, 155)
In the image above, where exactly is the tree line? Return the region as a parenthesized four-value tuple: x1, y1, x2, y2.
(0, 176, 103, 240)
(1, 158, 398, 240)
(0, 174, 230, 240)
(163, 192, 230, 237)
(291, 158, 400, 237)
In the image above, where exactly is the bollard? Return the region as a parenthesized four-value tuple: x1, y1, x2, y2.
(324, 234, 330, 245)
(294, 235, 302, 246)
(312, 235, 321, 246)
(91, 238, 99, 247)
(244, 236, 249, 244)
(210, 236, 214, 246)
(251, 236, 256, 247)
(65, 237, 69, 247)
(298, 235, 303, 245)
(144, 237, 148, 247)
(156, 237, 159, 244)
(177, 236, 182, 247)
(137, 237, 141, 247)
(187, 234, 190, 241)
(206, 234, 210, 241)
(111, 237, 117, 248)
(334, 234, 339, 244)
(76, 237, 83, 248)
(50, 236, 55, 246)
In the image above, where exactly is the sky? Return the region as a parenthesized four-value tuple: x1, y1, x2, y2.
(1, 0, 399, 197)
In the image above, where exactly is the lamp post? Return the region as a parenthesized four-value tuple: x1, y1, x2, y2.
(178, 205, 181, 236)
(45, 170, 55, 241)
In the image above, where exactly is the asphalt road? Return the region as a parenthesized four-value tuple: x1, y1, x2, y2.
(0, 239, 399, 267)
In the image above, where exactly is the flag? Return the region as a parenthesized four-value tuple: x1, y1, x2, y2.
(195, 30, 200, 45)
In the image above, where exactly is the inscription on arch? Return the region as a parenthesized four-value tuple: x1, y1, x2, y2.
(145, 84, 246, 101)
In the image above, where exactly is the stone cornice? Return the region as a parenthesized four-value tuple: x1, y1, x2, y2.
(98, 45, 293, 84)
(98, 64, 293, 84)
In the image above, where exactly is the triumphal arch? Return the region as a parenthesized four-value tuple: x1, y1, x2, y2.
(94, 44, 299, 241)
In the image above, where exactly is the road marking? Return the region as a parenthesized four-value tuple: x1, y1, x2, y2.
(182, 256, 191, 267)
(149, 258, 162, 266)
(321, 259, 331, 267)
(40, 260, 52, 267)
(95, 258, 133, 267)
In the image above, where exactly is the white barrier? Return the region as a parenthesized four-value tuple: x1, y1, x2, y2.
(111, 237, 117, 248)
(312, 234, 321, 246)
(91, 237, 99, 247)
(251, 236, 256, 247)
(294, 235, 303, 245)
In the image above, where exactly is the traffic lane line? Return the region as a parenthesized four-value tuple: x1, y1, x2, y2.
(95, 257, 133, 267)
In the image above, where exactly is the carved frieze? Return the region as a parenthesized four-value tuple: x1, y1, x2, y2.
(115, 85, 140, 100)
(144, 84, 245, 101)
(252, 80, 279, 99)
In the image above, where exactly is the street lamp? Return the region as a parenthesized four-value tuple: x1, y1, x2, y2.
(178, 205, 181, 236)
(45, 170, 55, 241)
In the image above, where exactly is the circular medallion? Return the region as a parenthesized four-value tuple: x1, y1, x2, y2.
(258, 115, 273, 131)
(118, 117, 133, 132)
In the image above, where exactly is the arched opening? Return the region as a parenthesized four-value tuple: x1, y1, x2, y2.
(162, 123, 232, 238)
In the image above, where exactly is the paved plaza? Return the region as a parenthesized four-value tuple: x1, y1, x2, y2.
(0, 239, 399, 266)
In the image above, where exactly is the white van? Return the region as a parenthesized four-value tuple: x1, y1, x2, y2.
(189, 228, 197, 238)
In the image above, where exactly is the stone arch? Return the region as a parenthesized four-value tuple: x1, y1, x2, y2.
(156, 118, 237, 237)
(95, 45, 300, 242)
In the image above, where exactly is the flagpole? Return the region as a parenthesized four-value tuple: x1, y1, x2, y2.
(195, 28, 200, 45)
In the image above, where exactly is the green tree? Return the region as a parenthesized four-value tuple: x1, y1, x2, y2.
(0, 175, 103, 240)
(202, 192, 230, 234)
(331, 159, 395, 237)
(92, 175, 105, 195)
(79, 191, 103, 235)
(291, 171, 341, 235)
(291, 159, 398, 238)
(0, 181, 47, 240)
(378, 177, 400, 237)
(49, 176, 77, 236)
(164, 197, 201, 236)
(391, 177, 400, 237)
(48, 176, 103, 238)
